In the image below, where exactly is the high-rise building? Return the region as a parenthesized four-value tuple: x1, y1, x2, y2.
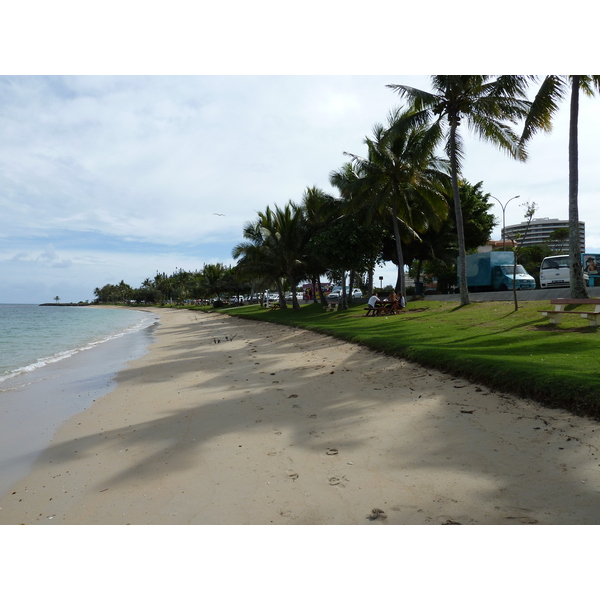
(502, 217, 585, 252)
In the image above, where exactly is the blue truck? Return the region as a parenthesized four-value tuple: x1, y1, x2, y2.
(460, 251, 536, 292)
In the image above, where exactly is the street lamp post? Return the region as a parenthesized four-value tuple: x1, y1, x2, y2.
(491, 195, 520, 251)
(379, 276, 383, 292)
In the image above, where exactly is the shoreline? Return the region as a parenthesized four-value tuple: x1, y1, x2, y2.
(2, 307, 600, 524)
(0, 309, 157, 497)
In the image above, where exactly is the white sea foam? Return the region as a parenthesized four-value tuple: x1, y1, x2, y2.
(0, 307, 159, 392)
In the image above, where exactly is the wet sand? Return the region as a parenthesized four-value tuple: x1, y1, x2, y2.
(0, 313, 155, 497)
(2, 307, 600, 525)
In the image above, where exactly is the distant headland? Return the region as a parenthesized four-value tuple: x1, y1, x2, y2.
(39, 302, 91, 307)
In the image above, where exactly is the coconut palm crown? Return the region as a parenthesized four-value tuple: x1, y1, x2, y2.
(387, 76, 538, 305)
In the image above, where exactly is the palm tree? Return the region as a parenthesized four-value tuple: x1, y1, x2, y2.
(299, 186, 338, 307)
(339, 107, 450, 295)
(267, 203, 312, 310)
(233, 214, 281, 305)
(200, 263, 229, 301)
(234, 203, 311, 310)
(521, 75, 600, 299)
(388, 76, 534, 305)
(329, 162, 387, 297)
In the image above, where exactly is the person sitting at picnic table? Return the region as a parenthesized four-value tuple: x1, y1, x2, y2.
(386, 290, 400, 314)
(399, 292, 406, 310)
(368, 292, 380, 308)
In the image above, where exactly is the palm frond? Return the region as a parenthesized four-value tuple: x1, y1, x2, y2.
(386, 83, 439, 111)
(520, 75, 565, 145)
(469, 112, 527, 161)
(578, 75, 600, 96)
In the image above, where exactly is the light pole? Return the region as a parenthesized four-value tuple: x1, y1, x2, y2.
(491, 195, 520, 251)
(379, 276, 383, 292)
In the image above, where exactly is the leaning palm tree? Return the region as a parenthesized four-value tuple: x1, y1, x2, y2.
(337, 107, 450, 295)
(388, 76, 535, 305)
(521, 75, 600, 299)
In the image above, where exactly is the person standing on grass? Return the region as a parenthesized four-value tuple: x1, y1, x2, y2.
(399, 293, 406, 310)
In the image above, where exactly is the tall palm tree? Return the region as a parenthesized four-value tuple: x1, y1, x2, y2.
(299, 186, 337, 306)
(388, 76, 534, 305)
(339, 107, 450, 295)
(521, 75, 600, 299)
(329, 161, 387, 297)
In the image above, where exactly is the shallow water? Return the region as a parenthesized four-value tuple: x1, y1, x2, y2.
(0, 304, 156, 385)
(0, 305, 158, 496)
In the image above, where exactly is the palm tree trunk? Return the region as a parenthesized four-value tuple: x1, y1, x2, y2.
(318, 281, 329, 307)
(568, 76, 588, 299)
(290, 276, 300, 310)
(310, 276, 318, 303)
(449, 118, 470, 306)
(348, 270, 356, 304)
(341, 271, 348, 310)
(391, 205, 406, 295)
(276, 280, 287, 308)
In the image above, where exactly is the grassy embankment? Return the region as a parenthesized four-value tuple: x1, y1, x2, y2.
(189, 298, 600, 418)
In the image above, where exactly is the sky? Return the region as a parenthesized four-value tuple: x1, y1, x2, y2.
(2, 6, 599, 303)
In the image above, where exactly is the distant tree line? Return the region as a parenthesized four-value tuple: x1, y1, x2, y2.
(93, 264, 250, 305)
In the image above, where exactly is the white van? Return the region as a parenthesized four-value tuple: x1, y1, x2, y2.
(539, 255, 589, 288)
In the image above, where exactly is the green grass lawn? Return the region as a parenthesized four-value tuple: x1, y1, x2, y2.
(193, 298, 600, 418)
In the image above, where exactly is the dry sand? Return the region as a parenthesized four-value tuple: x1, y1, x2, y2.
(2, 307, 600, 525)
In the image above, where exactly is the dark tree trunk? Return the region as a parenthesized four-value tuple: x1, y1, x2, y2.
(449, 116, 470, 306)
(568, 76, 588, 299)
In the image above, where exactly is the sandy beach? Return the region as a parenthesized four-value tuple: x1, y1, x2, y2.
(2, 306, 600, 525)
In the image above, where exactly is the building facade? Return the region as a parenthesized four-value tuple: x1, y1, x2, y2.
(502, 217, 585, 252)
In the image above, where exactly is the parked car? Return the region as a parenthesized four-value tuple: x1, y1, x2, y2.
(328, 287, 363, 299)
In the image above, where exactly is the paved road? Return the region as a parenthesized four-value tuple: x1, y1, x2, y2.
(427, 287, 599, 302)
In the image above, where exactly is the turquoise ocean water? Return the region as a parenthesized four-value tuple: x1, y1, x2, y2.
(0, 304, 158, 497)
(0, 304, 157, 387)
